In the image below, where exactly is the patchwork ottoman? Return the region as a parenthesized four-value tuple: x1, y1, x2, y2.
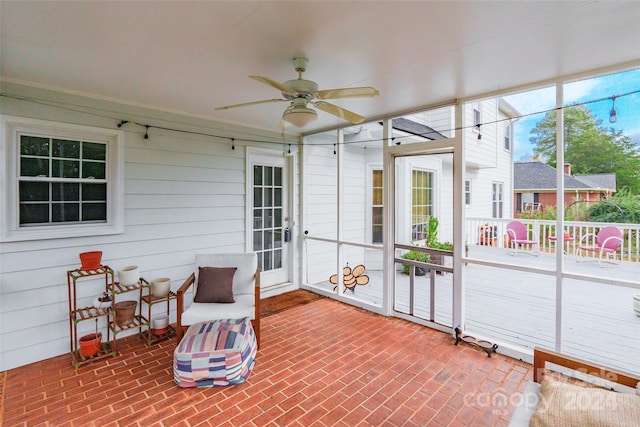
(173, 318, 257, 388)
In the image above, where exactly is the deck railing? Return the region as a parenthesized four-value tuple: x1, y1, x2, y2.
(466, 218, 640, 262)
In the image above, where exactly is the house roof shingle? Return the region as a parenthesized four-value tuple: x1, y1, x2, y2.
(514, 162, 616, 191)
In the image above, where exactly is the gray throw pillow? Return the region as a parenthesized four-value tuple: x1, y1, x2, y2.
(194, 267, 237, 303)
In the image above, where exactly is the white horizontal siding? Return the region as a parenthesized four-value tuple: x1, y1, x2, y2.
(0, 83, 297, 371)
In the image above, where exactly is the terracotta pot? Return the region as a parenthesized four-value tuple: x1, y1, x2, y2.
(114, 300, 137, 326)
(79, 251, 102, 270)
(79, 332, 102, 357)
(151, 278, 171, 298)
(118, 266, 140, 285)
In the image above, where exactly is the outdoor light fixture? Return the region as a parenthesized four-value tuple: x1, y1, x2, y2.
(609, 96, 617, 123)
(283, 99, 318, 127)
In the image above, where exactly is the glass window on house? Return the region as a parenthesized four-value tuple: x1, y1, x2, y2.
(504, 122, 511, 150)
(411, 169, 433, 240)
(492, 182, 504, 218)
(472, 102, 481, 131)
(372, 169, 383, 244)
(465, 179, 471, 206)
(19, 135, 107, 226)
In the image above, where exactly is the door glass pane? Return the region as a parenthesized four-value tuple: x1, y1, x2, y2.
(264, 167, 272, 185)
(253, 164, 283, 272)
(274, 168, 282, 186)
(82, 161, 105, 179)
(254, 166, 262, 185)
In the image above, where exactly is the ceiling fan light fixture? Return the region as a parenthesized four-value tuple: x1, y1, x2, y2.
(283, 105, 318, 127)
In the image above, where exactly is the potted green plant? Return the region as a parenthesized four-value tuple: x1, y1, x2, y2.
(401, 250, 430, 276)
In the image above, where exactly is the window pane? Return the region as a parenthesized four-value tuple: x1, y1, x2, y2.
(20, 204, 48, 224)
(373, 188, 382, 205)
(373, 170, 382, 187)
(53, 139, 80, 158)
(274, 208, 282, 226)
(274, 167, 282, 186)
(82, 183, 107, 201)
(82, 203, 106, 221)
(264, 209, 273, 228)
(20, 136, 49, 156)
(20, 157, 49, 177)
(82, 142, 106, 160)
(52, 159, 80, 178)
(52, 183, 79, 201)
(264, 187, 272, 207)
(253, 231, 262, 251)
(264, 230, 272, 249)
(82, 161, 105, 179)
(20, 181, 49, 201)
(274, 188, 282, 206)
(253, 209, 262, 229)
(253, 188, 262, 207)
(274, 229, 282, 248)
(264, 167, 273, 185)
(52, 203, 79, 222)
(254, 166, 262, 185)
(273, 249, 282, 269)
(264, 250, 272, 271)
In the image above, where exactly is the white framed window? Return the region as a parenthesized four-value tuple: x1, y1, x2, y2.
(504, 122, 511, 151)
(1, 116, 124, 242)
(472, 102, 481, 132)
(465, 179, 471, 206)
(492, 182, 504, 219)
(371, 169, 383, 244)
(411, 169, 434, 241)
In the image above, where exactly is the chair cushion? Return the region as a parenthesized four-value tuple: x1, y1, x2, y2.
(173, 318, 257, 388)
(180, 294, 256, 326)
(529, 378, 640, 427)
(194, 267, 236, 303)
(195, 253, 257, 296)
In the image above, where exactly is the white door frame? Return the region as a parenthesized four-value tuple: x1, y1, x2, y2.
(245, 147, 294, 290)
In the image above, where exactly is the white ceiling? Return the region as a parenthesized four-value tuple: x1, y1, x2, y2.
(2, 1, 639, 135)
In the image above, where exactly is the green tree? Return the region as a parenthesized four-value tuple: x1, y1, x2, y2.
(529, 105, 640, 193)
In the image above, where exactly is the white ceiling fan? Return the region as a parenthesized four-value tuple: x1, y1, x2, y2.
(215, 57, 379, 127)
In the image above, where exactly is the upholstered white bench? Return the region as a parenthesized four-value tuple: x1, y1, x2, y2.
(173, 318, 257, 388)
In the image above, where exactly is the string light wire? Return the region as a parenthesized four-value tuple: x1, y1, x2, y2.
(2, 87, 638, 148)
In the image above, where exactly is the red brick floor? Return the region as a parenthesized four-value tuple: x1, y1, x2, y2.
(2, 298, 532, 426)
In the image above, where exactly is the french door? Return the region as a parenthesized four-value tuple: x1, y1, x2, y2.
(247, 150, 291, 288)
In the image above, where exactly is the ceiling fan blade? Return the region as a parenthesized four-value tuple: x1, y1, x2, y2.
(250, 76, 297, 95)
(314, 101, 366, 124)
(316, 86, 379, 100)
(215, 98, 287, 110)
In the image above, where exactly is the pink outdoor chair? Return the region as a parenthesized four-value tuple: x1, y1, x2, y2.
(575, 226, 623, 267)
(506, 221, 539, 256)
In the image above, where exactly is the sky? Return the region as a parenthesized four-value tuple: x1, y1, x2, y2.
(503, 68, 640, 161)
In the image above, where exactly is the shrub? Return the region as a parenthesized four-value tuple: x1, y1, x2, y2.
(401, 250, 430, 274)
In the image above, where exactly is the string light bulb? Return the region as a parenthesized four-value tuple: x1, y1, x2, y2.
(609, 96, 617, 123)
(143, 125, 149, 140)
(476, 124, 482, 140)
